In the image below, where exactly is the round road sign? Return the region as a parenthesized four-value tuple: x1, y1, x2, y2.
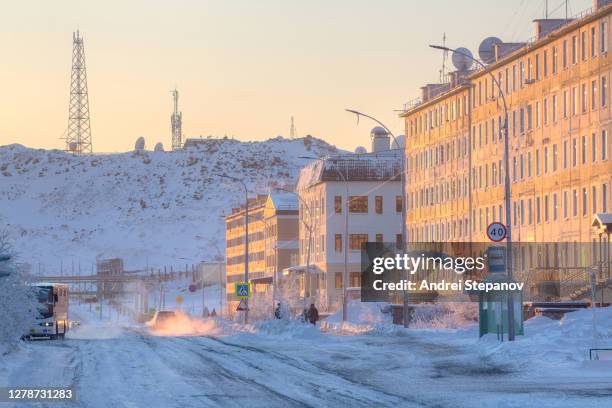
(486, 222, 507, 242)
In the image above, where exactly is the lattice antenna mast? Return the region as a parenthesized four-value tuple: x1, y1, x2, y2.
(66, 30, 93, 154)
(170, 89, 182, 150)
(290, 116, 296, 139)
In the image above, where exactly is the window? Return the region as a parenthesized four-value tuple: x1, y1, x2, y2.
(375, 196, 383, 214)
(603, 130, 608, 161)
(552, 94, 558, 122)
(582, 31, 587, 61)
(593, 186, 597, 213)
(334, 196, 342, 213)
(349, 234, 368, 251)
(604, 184, 608, 212)
(592, 80, 597, 110)
(544, 147, 549, 174)
(592, 26, 597, 58)
(536, 197, 541, 224)
(602, 76, 608, 107)
(396, 234, 403, 249)
(572, 138, 577, 167)
(582, 135, 587, 164)
(335, 272, 342, 289)
(349, 196, 368, 213)
(563, 140, 568, 169)
(562, 40, 567, 68)
(553, 144, 558, 172)
(572, 35, 577, 64)
(349, 272, 361, 288)
(334, 234, 342, 252)
(396, 196, 403, 213)
(543, 98, 548, 125)
(543, 50, 548, 76)
(375, 233, 383, 243)
(573, 189, 578, 217)
(552, 46, 558, 74)
(582, 83, 587, 113)
(582, 188, 588, 217)
(592, 133, 597, 162)
(536, 149, 540, 176)
(601, 21, 608, 54)
(553, 193, 558, 221)
(563, 191, 568, 218)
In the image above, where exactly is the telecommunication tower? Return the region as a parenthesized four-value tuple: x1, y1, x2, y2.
(66, 30, 93, 154)
(170, 89, 182, 150)
(290, 116, 296, 139)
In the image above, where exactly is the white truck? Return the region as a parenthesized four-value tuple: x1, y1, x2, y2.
(28, 283, 69, 340)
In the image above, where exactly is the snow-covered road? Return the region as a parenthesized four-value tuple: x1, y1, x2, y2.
(3, 307, 612, 408)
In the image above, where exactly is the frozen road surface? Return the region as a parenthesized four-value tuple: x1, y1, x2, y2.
(2, 308, 612, 408)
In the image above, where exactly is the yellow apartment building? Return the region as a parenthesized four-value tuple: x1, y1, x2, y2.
(402, 1, 612, 248)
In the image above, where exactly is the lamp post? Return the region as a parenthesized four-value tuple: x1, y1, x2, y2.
(274, 187, 313, 316)
(344, 109, 409, 327)
(429, 44, 515, 341)
(299, 156, 349, 321)
(218, 174, 250, 324)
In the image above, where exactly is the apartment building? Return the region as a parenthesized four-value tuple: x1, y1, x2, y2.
(402, 0, 612, 246)
(295, 129, 403, 309)
(224, 193, 299, 312)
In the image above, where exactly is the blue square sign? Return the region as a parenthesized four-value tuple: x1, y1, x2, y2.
(235, 283, 250, 299)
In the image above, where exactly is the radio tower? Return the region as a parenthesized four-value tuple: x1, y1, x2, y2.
(289, 116, 296, 139)
(170, 89, 182, 150)
(66, 30, 93, 154)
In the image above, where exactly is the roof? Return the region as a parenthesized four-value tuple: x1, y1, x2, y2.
(296, 151, 401, 190)
(592, 213, 612, 232)
(268, 192, 298, 211)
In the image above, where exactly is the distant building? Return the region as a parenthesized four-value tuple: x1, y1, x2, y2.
(224, 193, 299, 313)
(295, 130, 403, 310)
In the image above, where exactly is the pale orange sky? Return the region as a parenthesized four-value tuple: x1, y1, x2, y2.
(0, 0, 593, 152)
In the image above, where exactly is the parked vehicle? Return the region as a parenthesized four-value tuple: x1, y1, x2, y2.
(27, 283, 69, 340)
(151, 310, 176, 330)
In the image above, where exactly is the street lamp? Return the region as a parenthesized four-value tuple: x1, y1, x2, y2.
(344, 109, 410, 327)
(273, 187, 313, 316)
(217, 174, 250, 324)
(299, 156, 350, 322)
(429, 44, 515, 340)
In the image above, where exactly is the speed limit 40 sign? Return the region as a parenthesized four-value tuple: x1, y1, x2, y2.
(486, 222, 507, 242)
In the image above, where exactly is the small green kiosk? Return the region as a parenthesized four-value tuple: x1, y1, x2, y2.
(478, 247, 524, 339)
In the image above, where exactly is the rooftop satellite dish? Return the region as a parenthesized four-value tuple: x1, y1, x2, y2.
(478, 37, 502, 65)
(354, 146, 367, 154)
(154, 142, 164, 152)
(134, 136, 145, 151)
(451, 47, 473, 71)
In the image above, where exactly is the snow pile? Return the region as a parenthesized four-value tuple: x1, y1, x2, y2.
(0, 235, 36, 355)
(0, 136, 339, 271)
(252, 318, 323, 340)
(410, 302, 478, 329)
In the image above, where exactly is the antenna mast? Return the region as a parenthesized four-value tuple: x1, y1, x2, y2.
(439, 33, 449, 83)
(290, 116, 296, 139)
(66, 30, 93, 154)
(170, 89, 182, 150)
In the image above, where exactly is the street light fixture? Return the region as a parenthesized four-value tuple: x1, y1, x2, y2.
(344, 109, 410, 328)
(298, 156, 350, 322)
(428, 44, 515, 341)
(217, 173, 250, 324)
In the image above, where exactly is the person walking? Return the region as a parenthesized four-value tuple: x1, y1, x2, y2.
(306, 303, 319, 325)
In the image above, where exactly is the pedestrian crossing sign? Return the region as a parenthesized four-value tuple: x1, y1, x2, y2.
(235, 282, 251, 299)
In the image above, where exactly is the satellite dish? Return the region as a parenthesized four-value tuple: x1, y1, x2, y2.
(478, 37, 502, 64)
(154, 142, 164, 152)
(354, 146, 367, 154)
(451, 48, 473, 71)
(134, 136, 145, 151)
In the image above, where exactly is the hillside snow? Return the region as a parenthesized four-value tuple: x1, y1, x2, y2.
(0, 136, 339, 273)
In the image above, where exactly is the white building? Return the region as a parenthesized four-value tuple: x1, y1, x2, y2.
(294, 128, 403, 310)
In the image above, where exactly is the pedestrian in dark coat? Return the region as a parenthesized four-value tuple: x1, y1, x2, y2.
(307, 303, 319, 325)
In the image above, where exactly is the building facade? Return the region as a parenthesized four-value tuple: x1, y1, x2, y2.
(295, 132, 403, 310)
(224, 193, 299, 313)
(403, 1, 612, 247)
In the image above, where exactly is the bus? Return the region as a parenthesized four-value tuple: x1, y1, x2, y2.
(28, 283, 69, 340)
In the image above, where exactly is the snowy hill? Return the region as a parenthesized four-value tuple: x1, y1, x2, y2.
(0, 136, 340, 273)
